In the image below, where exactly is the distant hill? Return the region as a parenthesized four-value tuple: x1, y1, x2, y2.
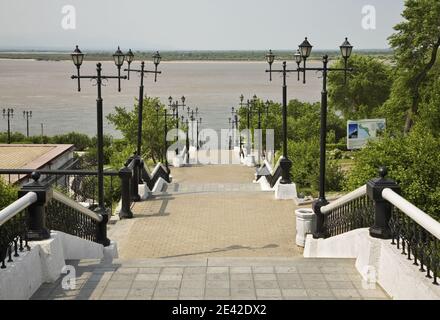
(0, 49, 393, 62)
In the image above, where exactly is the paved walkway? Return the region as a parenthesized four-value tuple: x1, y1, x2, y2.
(108, 165, 301, 259)
(31, 257, 389, 300)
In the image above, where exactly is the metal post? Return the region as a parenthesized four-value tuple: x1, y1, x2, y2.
(312, 55, 330, 238)
(164, 109, 169, 173)
(137, 62, 145, 158)
(319, 55, 328, 202)
(367, 167, 400, 239)
(186, 119, 190, 164)
(131, 157, 141, 202)
(96, 64, 104, 211)
(118, 165, 134, 219)
(18, 172, 51, 241)
(258, 103, 261, 164)
(94, 63, 110, 246)
(26, 115, 29, 138)
(7, 111, 11, 144)
(279, 62, 292, 184)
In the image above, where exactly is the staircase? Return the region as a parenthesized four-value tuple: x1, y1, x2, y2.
(31, 257, 389, 300)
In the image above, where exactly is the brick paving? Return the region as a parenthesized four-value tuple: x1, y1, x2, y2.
(31, 258, 390, 300)
(108, 164, 301, 259)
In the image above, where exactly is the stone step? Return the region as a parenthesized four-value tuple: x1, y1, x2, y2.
(162, 182, 261, 194)
(31, 257, 390, 300)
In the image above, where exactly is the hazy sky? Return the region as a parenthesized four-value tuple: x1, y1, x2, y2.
(0, 0, 405, 50)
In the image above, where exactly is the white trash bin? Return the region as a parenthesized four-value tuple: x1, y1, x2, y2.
(295, 208, 315, 247)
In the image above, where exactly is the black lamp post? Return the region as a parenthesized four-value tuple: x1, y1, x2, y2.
(113, 46, 125, 92)
(265, 52, 298, 184)
(296, 37, 354, 238)
(124, 53, 162, 158)
(125, 49, 134, 80)
(181, 115, 190, 162)
(231, 106, 239, 148)
(70, 45, 127, 246)
(169, 96, 186, 154)
(196, 117, 202, 150)
(23, 110, 32, 137)
(2, 108, 13, 144)
(156, 104, 170, 173)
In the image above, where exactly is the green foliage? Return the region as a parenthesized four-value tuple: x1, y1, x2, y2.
(345, 126, 440, 220)
(0, 131, 93, 151)
(50, 132, 92, 150)
(384, 0, 440, 133)
(0, 178, 17, 210)
(107, 97, 176, 167)
(287, 139, 344, 192)
(328, 55, 392, 120)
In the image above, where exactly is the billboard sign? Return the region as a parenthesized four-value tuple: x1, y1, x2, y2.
(347, 119, 386, 150)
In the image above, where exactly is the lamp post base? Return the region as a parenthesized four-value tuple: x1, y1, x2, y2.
(312, 198, 329, 239)
(275, 182, 297, 200)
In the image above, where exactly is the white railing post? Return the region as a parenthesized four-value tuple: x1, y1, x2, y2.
(366, 166, 400, 239)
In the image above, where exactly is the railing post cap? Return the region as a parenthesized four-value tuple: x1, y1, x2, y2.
(367, 167, 400, 201)
(18, 172, 52, 205)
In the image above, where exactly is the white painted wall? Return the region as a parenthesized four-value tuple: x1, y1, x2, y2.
(304, 229, 440, 300)
(0, 231, 118, 300)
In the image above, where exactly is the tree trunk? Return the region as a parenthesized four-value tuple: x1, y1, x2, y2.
(403, 36, 440, 134)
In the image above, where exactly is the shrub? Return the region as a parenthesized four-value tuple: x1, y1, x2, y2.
(345, 125, 440, 220)
(288, 138, 344, 192)
(0, 178, 17, 210)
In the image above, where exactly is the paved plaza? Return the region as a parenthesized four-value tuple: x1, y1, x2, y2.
(31, 257, 389, 300)
(109, 165, 301, 259)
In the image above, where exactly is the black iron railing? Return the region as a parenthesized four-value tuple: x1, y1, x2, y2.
(323, 193, 374, 237)
(0, 209, 30, 269)
(255, 158, 282, 188)
(0, 169, 119, 213)
(315, 168, 440, 287)
(389, 204, 439, 285)
(0, 191, 37, 269)
(46, 191, 103, 243)
(140, 161, 171, 190)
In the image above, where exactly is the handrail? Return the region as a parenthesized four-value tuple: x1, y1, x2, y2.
(321, 185, 367, 214)
(0, 169, 119, 176)
(52, 189, 103, 222)
(0, 192, 37, 227)
(382, 188, 440, 240)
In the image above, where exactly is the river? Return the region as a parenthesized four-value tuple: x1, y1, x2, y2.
(0, 59, 322, 138)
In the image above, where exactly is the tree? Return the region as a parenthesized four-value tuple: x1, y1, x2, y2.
(107, 97, 176, 165)
(387, 0, 440, 134)
(328, 55, 392, 120)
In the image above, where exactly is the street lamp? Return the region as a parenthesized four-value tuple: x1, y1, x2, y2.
(298, 37, 313, 84)
(266, 50, 275, 81)
(294, 50, 302, 81)
(125, 49, 134, 80)
(2, 108, 13, 144)
(71, 45, 84, 92)
(181, 115, 190, 163)
(23, 110, 32, 137)
(155, 103, 170, 173)
(113, 46, 125, 92)
(168, 96, 186, 154)
(124, 53, 162, 162)
(196, 117, 202, 150)
(265, 51, 295, 184)
(152, 51, 161, 82)
(70, 45, 127, 245)
(296, 37, 354, 238)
